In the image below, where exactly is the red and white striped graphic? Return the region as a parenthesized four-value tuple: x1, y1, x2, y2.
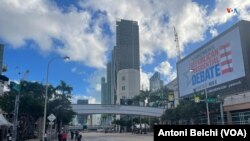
(219, 43, 233, 74)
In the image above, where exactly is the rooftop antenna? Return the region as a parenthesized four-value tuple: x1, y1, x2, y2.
(174, 27, 181, 61)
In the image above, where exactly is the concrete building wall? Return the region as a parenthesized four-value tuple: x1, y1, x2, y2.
(166, 78, 179, 107)
(116, 69, 140, 104)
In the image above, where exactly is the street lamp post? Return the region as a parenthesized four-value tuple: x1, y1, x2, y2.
(42, 56, 69, 141)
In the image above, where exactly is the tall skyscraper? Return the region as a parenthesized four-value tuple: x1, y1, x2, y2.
(115, 20, 140, 71)
(106, 62, 111, 104)
(115, 19, 140, 104)
(111, 49, 116, 104)
(150, 72, 163, 92)
(101, 77, 108, 104)
(76, 99, 88, 125)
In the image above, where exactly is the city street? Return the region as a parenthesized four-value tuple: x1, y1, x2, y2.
(79, 132, 153, 141)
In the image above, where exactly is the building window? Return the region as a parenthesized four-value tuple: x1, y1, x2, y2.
(122, 86, 125, 91)
(122, 76, 125, 81)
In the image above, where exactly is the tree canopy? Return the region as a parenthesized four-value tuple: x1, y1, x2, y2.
(0, 80, 75, 139)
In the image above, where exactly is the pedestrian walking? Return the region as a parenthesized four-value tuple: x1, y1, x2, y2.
(8, 134, 12, 141)
(75, 130, 79, 141)
(77, 134, 82, 141)
(62, 131, 67, 141)
(70, 130, 74, 140)
(44, 132, 47, 141)
(58, 132, 62, 141)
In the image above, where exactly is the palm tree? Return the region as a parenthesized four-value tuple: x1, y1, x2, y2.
(56, 80, 73, 98)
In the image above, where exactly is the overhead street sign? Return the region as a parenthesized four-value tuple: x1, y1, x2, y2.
(47, 114, 56, 122)
(206, 98, 217, 103)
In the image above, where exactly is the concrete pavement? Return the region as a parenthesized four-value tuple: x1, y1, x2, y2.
(25, 131, 154, 141)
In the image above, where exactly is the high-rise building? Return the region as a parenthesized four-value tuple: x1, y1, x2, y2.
(106, 62, 112, 104)
(115, 19, 140, 104)
(77, 99, 88, 105)
(101, 77, 108, 104)
(150, 72, 163, 92)
(115, 20, 140, 71)
(76, 99, 88, 125)
(111, 49, 116, 104)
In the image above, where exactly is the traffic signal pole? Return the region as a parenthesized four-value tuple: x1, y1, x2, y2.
(12, 70, 29, 141)
(12, 87, 20, 141)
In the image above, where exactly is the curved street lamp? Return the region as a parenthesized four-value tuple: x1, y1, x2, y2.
(42, 56, 70, 141)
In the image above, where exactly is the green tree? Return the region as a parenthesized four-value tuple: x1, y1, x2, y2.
(48, 80, 75, 130)
(0, 80, 76, 139)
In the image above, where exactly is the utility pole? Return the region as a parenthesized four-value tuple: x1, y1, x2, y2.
(12, 70, 29, 141)
(174, 27, 181, 61)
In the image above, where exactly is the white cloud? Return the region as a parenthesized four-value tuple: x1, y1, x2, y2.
(1, 0, 249, 68)
(207, 0, 250, 26)
(154, 61, 176, 83)
(140, 69, 152, 90)
(83, 69, 106, 102)
(71, 94, 100, 104)
(210, 28, 218, 37)
(0, 0, 108, 68)
(80, 0, 208, 65)
(95, 83, 101, 92)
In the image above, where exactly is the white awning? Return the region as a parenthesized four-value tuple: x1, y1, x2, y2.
(0, 114, 13, 127)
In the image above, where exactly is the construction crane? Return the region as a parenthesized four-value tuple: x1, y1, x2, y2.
(174, 27, 181, 61)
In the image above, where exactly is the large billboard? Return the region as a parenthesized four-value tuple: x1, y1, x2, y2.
(178, 27, 246, 97)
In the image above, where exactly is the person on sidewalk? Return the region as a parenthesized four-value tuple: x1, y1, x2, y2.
(74, 130, 79, 141)
(70, 130, 74, 140)
(58, 131, 62, 141)
(77, 134, 82, 141)
(62, 131, 67, 141)
(44, 132, 47, 141)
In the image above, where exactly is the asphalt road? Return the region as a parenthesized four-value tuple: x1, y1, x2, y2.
(78, 132, 153, 141)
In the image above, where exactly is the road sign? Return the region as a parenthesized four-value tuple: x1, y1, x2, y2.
(194, 96, 200, 103)
(207, 98, 217, 103)
(49, 121, 54, 125)
(168, 94, 174, 101)
(47, 114, 56, 122)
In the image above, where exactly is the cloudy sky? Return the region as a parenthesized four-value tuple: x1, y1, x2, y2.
(0, 0, 249, 103)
